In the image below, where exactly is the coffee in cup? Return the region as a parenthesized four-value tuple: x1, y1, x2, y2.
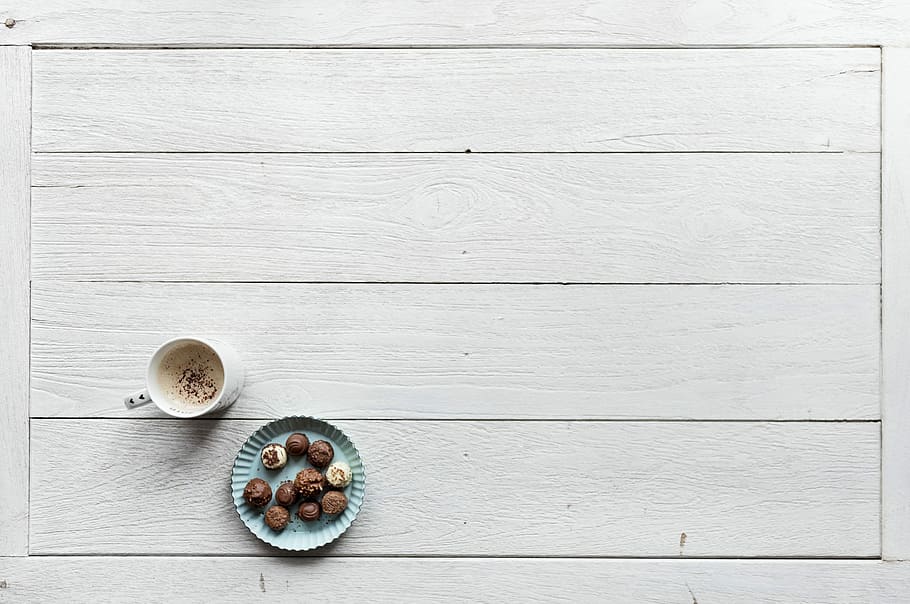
(157, 341, 225, 407)
(124, 336, 243, 417)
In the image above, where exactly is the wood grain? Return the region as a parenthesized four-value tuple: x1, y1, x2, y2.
(30, 153, 881, 283)
(28, 420, 880, 556)
(883, 47, 910, 562)
(31, 49, 880, 152)
(0, 46, 29, 557)
(30, 283, 880, 420)
(2, 1, 910, 46)
(3, 558, 910, 602)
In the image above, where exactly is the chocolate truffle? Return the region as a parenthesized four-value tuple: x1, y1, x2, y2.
(285, 433, 309, 456)
(242, 478, 272, 507)
(265, 505, 290, 531)
(260, 443, 288, 470)
(307, 440, 334, 468)
(275, 481, 297, 507)
(321, 490, 348, 515)
(298, 501, 321, 522)
(294, 468, 326, 500)
(325, 461, 353, 489)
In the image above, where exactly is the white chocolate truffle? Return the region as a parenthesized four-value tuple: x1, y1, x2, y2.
(260, 443, 288, 470)
(325, 461, 353, 488)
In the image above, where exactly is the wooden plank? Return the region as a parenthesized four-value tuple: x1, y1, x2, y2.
(883, 48, 910, 561)
(2, 1, 910, 47)
(28, 420, 880, 556)
(0, 46, 29, 556)
(3, 558, 910, 602)
(30, 49, 880, 152)
(30, 153, 881, 283)
(30, 283, 880, 420)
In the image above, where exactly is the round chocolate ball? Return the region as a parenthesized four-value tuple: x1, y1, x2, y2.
(294, 468, 326, 500)
(297, 501, 321, 522)
(242, 478, 272, 507)
(307, 440, 334, 468)
(325, 461, 353, 489)
(275, 481, 297, 507)
(260, 443, 288, 470)
(285, 433, 309, 456)
(322, 490, 348, 515)
(265, 505, 290, 531)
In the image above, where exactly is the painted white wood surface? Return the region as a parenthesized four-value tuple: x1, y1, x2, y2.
(28, 420, 880, 556)
(3, 558, 910, 603)
(5, 3, 902, 594)
(2, 1, 910, 47)
(883, 47, 910, 562)
(30, 49, 880, 152)
(30, 153, 881, 283)
(30, 283, 880, 420)
(0, 46, 29, 557)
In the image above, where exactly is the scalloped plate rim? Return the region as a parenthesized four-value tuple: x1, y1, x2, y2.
(230, 415, 366, 551)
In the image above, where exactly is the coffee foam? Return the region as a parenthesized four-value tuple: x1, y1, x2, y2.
(157, 342, 224, 408)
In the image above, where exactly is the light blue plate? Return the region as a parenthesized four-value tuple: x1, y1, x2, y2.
(231, 416, 365, 551)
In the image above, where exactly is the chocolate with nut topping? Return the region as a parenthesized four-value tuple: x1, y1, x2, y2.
(243, 478, 272, 507)
(265, 505, 290, 531)
(321, 490, 348, 515)
(294, 468, 326, 500)
(307, 440, 334, 468)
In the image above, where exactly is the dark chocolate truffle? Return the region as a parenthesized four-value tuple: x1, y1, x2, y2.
(275, 481, 297, 507)
(294, 468, 325, 500)
(265, 505, 290, 531)
(285, 433, 310, 456)
(321, 490, 348, 515)
(297, 501, 321, 522)
(307, 440, 334, 468)
(243, 478, 272, 507)
(260, 443, 288, 470)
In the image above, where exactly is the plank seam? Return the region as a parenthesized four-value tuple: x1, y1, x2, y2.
(26, 418, 884, 423)
(0, 44, 30, 557)
(25, 281, 883, 286)
(29, 44, 884, 50)
(879, 46, 885, 563)
(19, 553, 885, 560)
(882, 47, 910, 560)
(30, 150, 882, 155)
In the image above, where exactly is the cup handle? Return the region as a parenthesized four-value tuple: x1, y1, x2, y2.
(124, 389, 152, 410)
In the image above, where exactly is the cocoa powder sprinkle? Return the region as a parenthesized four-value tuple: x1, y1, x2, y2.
(175, 358, 219, 404)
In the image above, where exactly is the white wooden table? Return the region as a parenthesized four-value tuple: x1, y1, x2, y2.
(2, 3, 910, 601)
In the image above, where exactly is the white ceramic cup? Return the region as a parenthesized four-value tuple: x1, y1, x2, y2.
(123, 336, 243, 417)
